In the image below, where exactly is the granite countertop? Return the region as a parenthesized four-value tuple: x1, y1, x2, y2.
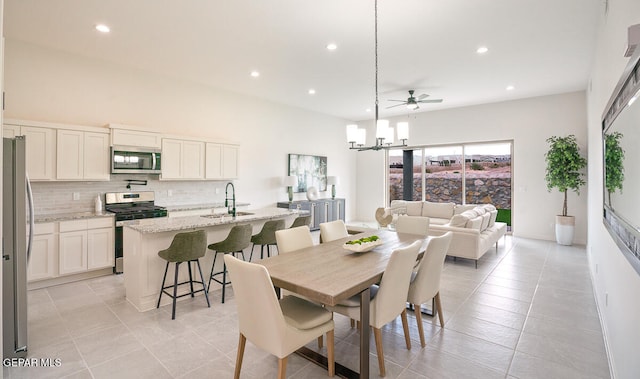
(162, 202, 251, 212)
(35, 211, 114, 223)
(122, 208, 307, 234)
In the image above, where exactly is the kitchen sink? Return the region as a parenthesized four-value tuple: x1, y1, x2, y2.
(234, 211, 254, 216)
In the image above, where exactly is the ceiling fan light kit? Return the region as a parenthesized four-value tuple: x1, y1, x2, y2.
(347, 0, 410, 152)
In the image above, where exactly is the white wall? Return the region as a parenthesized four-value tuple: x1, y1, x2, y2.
(587, 1, 640, 378)
(3, 40, 357, 217)
(356, 92, 589, 244)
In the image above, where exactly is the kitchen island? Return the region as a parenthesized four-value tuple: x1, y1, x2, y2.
(122, 208, 304, 311)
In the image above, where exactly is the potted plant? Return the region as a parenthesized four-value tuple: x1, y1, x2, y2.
(604, 132, 625, 205)
(544, 135, 587, 245)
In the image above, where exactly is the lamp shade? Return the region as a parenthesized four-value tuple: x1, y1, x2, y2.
(384, 126, 394, 144)
(355, 128, 366, 145)
(327, 176, 339, 185)
(283, 175, 297, 187)
(397, 122, 409, 140)
(346, 124, 358, 143)
(376, 119, 389, 139)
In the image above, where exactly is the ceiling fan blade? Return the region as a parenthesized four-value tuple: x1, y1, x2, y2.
(418, 99, 443, 103)
(387, 99, 406, 102)
(417, 94, 429, 100)
(386, 103, 408, 109)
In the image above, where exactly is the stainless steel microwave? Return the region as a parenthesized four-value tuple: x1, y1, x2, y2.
(111, 146, 162, 174)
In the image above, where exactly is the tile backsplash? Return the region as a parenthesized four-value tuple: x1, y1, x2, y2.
(31, 175, 229, 215)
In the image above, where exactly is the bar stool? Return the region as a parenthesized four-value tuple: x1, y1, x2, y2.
(207, 224, 252, 303)
(156, 230, 210, 320)
(249, 219, 285, 261)
(290, 215, 311, 228)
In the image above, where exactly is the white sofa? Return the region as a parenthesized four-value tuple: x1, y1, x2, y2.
(388, 200, 507, 267)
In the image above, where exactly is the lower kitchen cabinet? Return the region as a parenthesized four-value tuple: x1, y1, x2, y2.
(277, 198, 345, 231)
(58, 217, 114, 277)
(28, 222, 58, 281)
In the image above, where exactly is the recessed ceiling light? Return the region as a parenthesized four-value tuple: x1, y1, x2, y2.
(365, 108, 372, 113)
(250, 71, 260, 78)
(506, 85, 515, 91)
(308, 89, 316, 95)
(476, 46, 489, 54)
(95, 24, 110, 33)
(326, 43, 337, 51)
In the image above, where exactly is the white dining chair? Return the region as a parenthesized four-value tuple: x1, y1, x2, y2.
(275, 225, 314, 254)
(407, 232, 452, 347)
(319, 219, 348, 243)
(327, 240, 422, 377)
(395, 215, 430, 236)
(224, 255, 335, 379)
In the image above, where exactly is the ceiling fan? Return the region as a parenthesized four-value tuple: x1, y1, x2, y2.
(386, 90, 443, 110)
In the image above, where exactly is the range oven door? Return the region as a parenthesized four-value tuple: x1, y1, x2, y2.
(111, 146, 161, 174)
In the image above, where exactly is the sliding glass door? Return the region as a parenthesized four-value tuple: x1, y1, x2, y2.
(387, 140, 512, 229)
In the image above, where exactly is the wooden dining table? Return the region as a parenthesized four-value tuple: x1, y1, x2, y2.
(259, 229, 429, 379)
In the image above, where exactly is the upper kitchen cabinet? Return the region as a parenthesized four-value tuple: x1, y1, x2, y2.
(3, 120, 56, 181)
(161, 138, 205, 180)
(205, 143, 239, 179)
(108, 124, 162, 149)
(56, 128, 110, 181)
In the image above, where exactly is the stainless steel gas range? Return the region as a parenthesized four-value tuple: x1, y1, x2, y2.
(105, 192, 167, 273)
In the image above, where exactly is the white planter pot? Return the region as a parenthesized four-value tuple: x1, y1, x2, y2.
(555, 215, 575, 246)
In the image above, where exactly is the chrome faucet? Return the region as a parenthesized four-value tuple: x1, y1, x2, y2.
(225, 182, 236, 217)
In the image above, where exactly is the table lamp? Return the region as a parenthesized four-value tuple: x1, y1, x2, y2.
(283, 176, 297, 202)
(327, 176, 339, 199)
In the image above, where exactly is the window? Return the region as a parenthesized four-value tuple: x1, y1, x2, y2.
(387, 141, 512, 229)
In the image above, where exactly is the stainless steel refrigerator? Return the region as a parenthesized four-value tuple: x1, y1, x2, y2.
(2, 136, 34, 358)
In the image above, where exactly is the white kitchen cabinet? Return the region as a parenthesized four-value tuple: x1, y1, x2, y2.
(59, 218, 114, 276)
(161, 138, 205, 180)
(83, 132, 111, 180)
(205, 143, 238, 179)
(20, 126, 56, 181)
(110, 127, 162, 148)
(87, 220, 114, 270)
(28, 223, 58, 282)
(3, 124, 20, 138)
(57, 130, 110, 180)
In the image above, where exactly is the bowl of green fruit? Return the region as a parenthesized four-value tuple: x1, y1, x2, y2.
(343, 235, 383, 253)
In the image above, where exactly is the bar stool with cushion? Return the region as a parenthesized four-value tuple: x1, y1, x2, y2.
(289, 215, 311, 229)
(157, 230, 210, 320)
(207, 224, 252, 303)
(319, 219, 348, 243)
(224, 255, 335, 379)
(408, 232, 452, 347)
(249, 219, 285, 261)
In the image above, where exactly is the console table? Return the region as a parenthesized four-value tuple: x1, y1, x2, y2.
(277, 198, 345, 231)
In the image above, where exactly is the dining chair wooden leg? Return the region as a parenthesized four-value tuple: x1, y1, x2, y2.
(277, 357, 288, 379)
(327, 330, 335, 377)
(414, 303, 426, 347)
(373, 327, 385, 377)
(401, 309, 411, 350)
(234, 333, 246, 379)
(434, 292, 445, 327)
(317, 336, 323, 349)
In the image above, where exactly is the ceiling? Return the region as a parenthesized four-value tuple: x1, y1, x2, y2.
(4, 0, 602, 122)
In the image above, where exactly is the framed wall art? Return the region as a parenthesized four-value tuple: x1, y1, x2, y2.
(288, 154, 327, 192)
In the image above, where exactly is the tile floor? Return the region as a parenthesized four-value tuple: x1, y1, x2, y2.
(4, 236, 611, 379)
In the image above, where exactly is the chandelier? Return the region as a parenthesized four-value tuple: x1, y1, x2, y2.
(346, 0, 409, 151)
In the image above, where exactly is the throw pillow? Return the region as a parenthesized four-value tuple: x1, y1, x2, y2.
(454, 204, 477, 215)
(483, 204, 497, 212)
(480, 212, 491, 231)
(448, 214, 469, 228)
(474, 206, 487, 216)
(488, 210, 498, 228)
(466, 216, 483, 230)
